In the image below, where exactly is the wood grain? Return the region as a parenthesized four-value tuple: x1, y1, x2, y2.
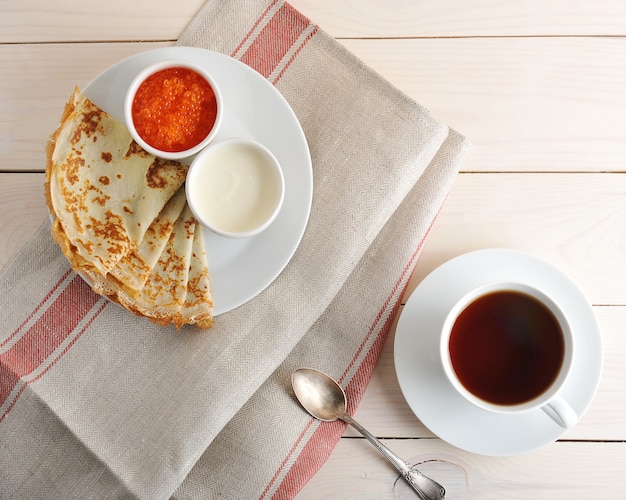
(292, 0, 626, 38)
(0, 0, 206, 43)
(341, 37, 626, 172)
(2, 38, 624, 172)
(406, 173, 626, 305)
(2, 1, 625, 497)
(298, 439, 626, 498)
(0, 174, 49, 270)
(0, 42, 171, 172)
(5, 172, 624, 304)
(3, 0, 626, 42)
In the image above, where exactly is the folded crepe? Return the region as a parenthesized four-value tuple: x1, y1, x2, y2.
(112, 204, 213, 329)
(180, 225, 213, 328)
(45, 88, 214, 329)
(110, 186, 187, 296)
(45, 87, 189, 276)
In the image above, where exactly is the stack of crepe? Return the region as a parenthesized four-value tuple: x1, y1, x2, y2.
(44, 88, 214, 329)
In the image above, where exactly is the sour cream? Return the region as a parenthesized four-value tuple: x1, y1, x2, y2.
(186, 139, 285, 238)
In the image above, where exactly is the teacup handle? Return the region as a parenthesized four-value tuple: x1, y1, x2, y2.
(541, 396, 578, 428)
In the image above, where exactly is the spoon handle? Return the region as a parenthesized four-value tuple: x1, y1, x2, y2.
(342, 414, 445, 500)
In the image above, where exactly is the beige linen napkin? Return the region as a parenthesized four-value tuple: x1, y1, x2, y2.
(0, 0, 470, 498)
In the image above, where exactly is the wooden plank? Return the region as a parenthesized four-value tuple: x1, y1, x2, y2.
(3, 170, 625, 304)
(408, 172, 626, 305)
(0, 0, 206, 43)
(297, 439, 626, 498)
(2, 38, 625, 173)
(0, 42, 171, 172)
(0, 174, 49, 270)
(3, 0, 626, 42)
(291, 0, 626, 38)
(341, 37, 626, 173)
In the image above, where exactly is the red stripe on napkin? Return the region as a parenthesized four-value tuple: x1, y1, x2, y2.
(271, 25, 318, 85)
(0, 274, 104, 420)
(262, 290, 404, 498)
(0, 269, 73, 350)
(231, 0, 281, 57)
(234, 1, 317, 82)
(263, 419, 346, 500)
(231, 3, 419, 495)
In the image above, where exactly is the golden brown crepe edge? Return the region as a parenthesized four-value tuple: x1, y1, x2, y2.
(44, 87, 98, 276)
(44, 87, 214, 330)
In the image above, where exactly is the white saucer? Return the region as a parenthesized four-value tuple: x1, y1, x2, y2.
(83, 47, 313, 315)
(394, 249, 603, 456)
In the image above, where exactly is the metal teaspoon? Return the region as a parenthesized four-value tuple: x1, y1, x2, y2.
(291, 368, 446, 500)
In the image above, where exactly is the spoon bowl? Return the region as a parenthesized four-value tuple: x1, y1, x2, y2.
(291, 367, 347, 421)
(292, 368, 446, 500)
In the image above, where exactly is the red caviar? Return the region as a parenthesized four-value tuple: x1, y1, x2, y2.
(131, 66, 218, 152)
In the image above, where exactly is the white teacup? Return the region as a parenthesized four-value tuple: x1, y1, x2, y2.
(440, 281, 578, 429)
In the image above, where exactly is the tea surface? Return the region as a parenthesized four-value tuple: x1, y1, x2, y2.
(449, 290, 564, 406)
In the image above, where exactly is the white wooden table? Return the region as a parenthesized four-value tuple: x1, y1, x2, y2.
(2, 1, 625, 497)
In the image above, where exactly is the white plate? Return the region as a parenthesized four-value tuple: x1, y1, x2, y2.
(394, 249, 603, 456)
(83, 47, 313, 315)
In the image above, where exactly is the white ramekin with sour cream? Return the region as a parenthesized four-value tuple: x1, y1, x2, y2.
(186, 138, 285, 238)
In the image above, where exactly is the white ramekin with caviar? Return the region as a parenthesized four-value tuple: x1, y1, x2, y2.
(124, 60, 223, 160)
